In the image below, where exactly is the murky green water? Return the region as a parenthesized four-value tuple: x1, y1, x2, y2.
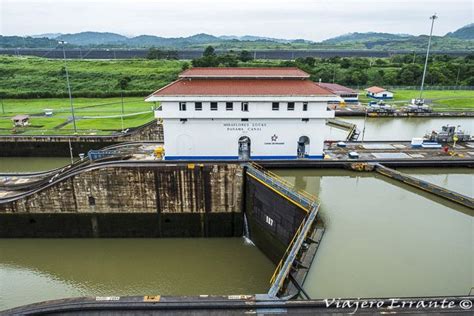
(0, 157, 70, 173)
(327, 117, 473, 140)
(398, 168, 473, 198)
(275, 169, 474, 299)
(0, 238, 274, 311)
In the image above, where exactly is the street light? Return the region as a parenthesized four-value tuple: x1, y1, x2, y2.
(419, 14, 438, 100)
(59, 41, 77, 133)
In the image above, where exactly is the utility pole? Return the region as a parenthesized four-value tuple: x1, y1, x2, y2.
(59, 41, 77, 133)
(120, 89, 125, 132)
(419, 14, 438, 100)
(455, 67, 461, 88)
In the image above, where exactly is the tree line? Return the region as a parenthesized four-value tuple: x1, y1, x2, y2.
(190, 46, 474, 86)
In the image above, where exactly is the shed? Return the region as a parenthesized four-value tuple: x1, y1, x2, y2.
(365, 86, 393, 100)
(11, 115, 30, 127)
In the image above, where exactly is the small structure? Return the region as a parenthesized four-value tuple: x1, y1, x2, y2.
(365, 86, 393, 100)
(316, 82, 358, 103)
(11, 115, 30, 127)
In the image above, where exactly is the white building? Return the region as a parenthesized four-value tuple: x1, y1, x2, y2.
(365, 86, 394, 100)
(316, 82, 359, 104)
(145, 67, 340, 160)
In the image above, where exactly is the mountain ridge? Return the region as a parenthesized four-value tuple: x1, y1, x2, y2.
(1, 24, 472, 50)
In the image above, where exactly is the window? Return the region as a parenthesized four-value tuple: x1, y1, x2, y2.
(241, 102, 249, 112)
(287, 102, 295, 111)
(88, 196, 96, 206)
(210, 102, 218, 111)
(272, 102, 279, 111)
(179, 102, 186, 111)
(226, 102, 233, 111)
(195, 102, 202, 111)
(303, 102, 308, 111)
(265, 215, 274, 226)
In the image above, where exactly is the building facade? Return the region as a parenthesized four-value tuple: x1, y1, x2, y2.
(146, 68, 340, 160)
(316, 82, 359, 103)
(365, 86, 394, 99)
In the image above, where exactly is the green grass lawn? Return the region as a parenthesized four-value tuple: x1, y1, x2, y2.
(0, 97, 156, 135)
(358, 89, 474, 110)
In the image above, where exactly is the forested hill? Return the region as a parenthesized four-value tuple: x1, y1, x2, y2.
(1, 24, 472, 50)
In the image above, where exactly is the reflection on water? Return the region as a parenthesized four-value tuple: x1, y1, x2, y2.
(275, 169, 473, 299)
(398, 168, 473, 198)
(0, 157, 70, 172)
(327, 117, 473, 141)
(0, 238, 274, 311)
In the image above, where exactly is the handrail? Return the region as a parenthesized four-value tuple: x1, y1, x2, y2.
(246, 162, 317, 209)
(245, 162, 320, 297)
(268, 202, 320, 297)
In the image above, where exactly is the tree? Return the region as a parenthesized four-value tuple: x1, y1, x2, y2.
(397, 64, 422, 85)
(146, 48, 179, 60)
(117, 76, 132, 90)
(239, 50, 253, 62)
(203, 45, 216, 57)
(218, 54, 239, 67)
(181, 62, 190, 71)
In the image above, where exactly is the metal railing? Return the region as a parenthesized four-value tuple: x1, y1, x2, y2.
(268, 202, 320, 297)
(245, 162, 320, 297)
(246, 162, 316, 210)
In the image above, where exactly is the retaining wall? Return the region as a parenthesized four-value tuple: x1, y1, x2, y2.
(0, 121, 163, 157)
(0, 164, 243, 237)
(244, 175, 307, 264)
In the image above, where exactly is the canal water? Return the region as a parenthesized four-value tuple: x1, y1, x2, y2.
(327, 117, 473, 141)
(275, 169, 473, 299)
(0, 157, 71, 173)
(398, 168, 473, 198)
(0, 238, 274, 311)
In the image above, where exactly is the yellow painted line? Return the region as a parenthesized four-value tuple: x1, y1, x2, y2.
(247, 173, 310, 212)
(143, 295, 161, 302)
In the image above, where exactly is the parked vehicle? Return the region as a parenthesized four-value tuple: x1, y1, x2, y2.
(403, 99, 433, 113)
(424, 125, 471, 143)
(367, 100, 395, 113)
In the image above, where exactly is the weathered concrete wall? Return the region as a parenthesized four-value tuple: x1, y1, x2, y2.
(0, 121, 163, 157)
(0, 164, 243, 237)
(245, 175, 307, 264)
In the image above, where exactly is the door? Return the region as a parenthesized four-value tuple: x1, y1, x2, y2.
(238, 136, 251, 160)
(297, 136, 310, 158)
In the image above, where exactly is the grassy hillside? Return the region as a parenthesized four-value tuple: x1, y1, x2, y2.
(0, 97, 154, 135)
(0, 56, 185, 98)
(0, 55, 472, 135)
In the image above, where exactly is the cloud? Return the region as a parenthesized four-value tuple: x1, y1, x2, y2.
(1, 0, 472, 40)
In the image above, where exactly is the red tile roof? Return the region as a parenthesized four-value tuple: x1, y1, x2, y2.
(365, 86, 387, 94)
(179, 67, 310, 79)
(150, 79, 333, 96)
(316, 82, 356, 94)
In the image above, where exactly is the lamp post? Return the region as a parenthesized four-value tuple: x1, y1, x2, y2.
(419, 14, 438, 100)
(120, 89, 125, 132)
(59, 41, 77, 133)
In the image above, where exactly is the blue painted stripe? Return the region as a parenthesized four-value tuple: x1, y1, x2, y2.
(165, 156, 239, 160)
(251, 155, 298, 160)
(367, 95, 393, 100)
(165, 155, 324, 160)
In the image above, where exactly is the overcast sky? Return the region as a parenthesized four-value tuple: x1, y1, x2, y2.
(1, 0, 472, 40)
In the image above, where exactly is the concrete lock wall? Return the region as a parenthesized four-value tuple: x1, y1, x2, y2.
(0, 164, 243, 237)
(244, 175, 307, 264)
(0, 121, 163, 157)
